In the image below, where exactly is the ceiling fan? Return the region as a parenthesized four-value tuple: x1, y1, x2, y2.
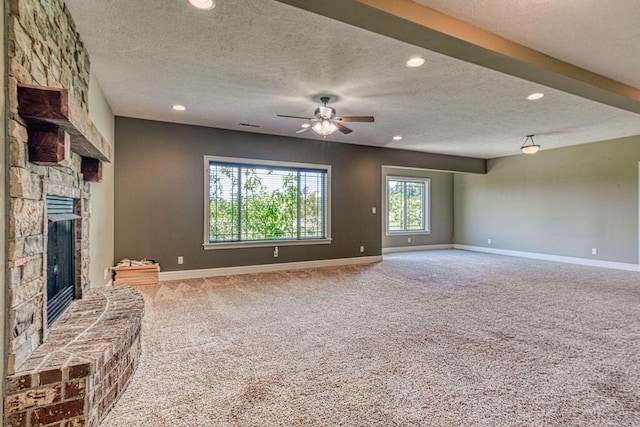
(277, 96, 374, 136)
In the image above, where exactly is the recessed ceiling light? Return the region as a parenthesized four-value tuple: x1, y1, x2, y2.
(393, 135, 403, 141)
(527, 92, 544, 100)
(189, 0, 216, 10)
(406, 56, 425, 68)
(301, 123, 311, 128)
(172, 104, 186, 111)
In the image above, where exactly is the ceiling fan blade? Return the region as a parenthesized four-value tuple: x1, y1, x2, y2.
(337, 116, 375, 123)
(277, 114, 315, 120)
(334, 121, 353, 134)
(296, 127, 310, 134)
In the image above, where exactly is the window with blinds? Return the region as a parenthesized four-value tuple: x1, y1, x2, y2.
(205, 156, 331, 248)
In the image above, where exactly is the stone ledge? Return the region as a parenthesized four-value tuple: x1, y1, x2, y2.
(4, 286, 144, 427)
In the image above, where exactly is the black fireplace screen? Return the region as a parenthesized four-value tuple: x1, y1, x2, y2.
(46, 196, 79, 326)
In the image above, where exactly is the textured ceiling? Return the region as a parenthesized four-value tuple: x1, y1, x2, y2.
(412, 0, 640, 89)
(64, 0, 640, 159)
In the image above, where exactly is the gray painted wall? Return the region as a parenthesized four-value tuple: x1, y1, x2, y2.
(382, 166, 453, 249)
(454, 135, 640, 264)
(114, 117, 485, 271)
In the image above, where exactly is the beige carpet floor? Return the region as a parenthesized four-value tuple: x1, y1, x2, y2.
(101, 250, 640, 426)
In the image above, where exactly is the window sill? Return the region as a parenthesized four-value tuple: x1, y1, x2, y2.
(385, 231, 431, 237)
(203, 238, 332, 250)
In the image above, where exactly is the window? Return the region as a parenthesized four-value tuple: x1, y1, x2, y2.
(204, 156, 331, 249)
(386, 177, 430, 234)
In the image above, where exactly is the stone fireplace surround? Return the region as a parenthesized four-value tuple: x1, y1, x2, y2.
(4, 1, 142, 425)
(8, 0, 93, 379)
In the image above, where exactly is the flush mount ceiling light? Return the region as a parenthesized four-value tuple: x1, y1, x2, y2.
(406, 56, 425, 67)
(171, 104, 186, 111)
(189, 0, 216, 10)
(393, 135, 403, 141)
(527, 92, 544, 100)
(521, 134, 540, 154)
(311, 119, 338, 137)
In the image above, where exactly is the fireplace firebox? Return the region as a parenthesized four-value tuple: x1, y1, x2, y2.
(46, 196, 80, 326)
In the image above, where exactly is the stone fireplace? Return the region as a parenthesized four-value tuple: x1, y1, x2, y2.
(4, 1, 143, 425)
(7, 0, 95, 374)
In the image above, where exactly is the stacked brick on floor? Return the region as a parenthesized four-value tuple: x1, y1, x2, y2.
(3, 286, 144, 427)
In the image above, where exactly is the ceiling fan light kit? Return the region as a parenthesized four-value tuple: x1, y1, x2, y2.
(278, 96, 374, 138)
(312, 119, 338, 136)
(521, 135, 540, 154)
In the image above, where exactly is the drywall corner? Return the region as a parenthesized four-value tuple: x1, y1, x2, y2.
(88, 72, 115, 287)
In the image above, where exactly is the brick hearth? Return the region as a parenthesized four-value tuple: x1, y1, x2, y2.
(3, 286, 144, 427)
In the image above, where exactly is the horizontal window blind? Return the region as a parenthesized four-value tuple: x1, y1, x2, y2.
(208, 161, 328, 243)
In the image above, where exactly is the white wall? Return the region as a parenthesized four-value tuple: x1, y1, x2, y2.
(88, 72, 115, 287)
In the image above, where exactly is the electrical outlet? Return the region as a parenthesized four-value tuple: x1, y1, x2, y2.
(407, 237, 411, 243)
(591, 248, 597, 255)
(372, 207, 376, 214)
(488, 238, 492, 245)
(360, 246, 365, 253)
(178, 256, 184, 264)
(274, 246, 279, 257)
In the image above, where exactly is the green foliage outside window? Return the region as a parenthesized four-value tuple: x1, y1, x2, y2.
(387, 179, 427, 232)
(209, 163, 326, 242)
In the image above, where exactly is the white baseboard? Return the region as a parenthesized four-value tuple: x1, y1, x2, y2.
(382, 244, 453, 254)
(453, 244, 640, 272)
(159, 255, 383, 281)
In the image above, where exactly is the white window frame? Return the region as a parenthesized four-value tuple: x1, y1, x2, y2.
(385, 176, 431, 236)
(203, 155, 332, 250)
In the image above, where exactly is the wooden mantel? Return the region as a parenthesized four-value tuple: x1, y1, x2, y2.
(17, 83, 113, 163)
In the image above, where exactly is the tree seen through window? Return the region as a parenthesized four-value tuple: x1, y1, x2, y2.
(209, 162, 327, 243)
(387, 178, 429, 233)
